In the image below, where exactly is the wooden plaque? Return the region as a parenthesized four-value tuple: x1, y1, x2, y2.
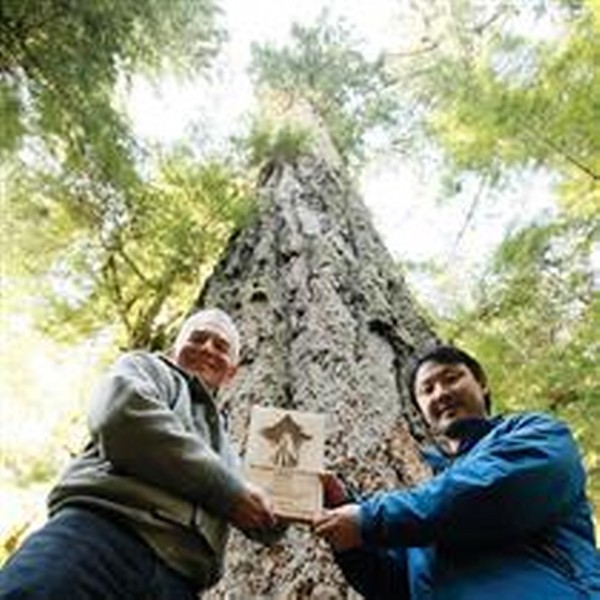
(244, 406, 326, 523)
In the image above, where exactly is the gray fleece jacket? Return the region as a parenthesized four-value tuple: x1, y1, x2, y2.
(48, 350, 246, 589)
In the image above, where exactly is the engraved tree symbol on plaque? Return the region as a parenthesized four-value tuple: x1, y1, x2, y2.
(260, 414, 313, 468)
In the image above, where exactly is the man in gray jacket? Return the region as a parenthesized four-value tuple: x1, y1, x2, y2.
(0, 308, 280, 599)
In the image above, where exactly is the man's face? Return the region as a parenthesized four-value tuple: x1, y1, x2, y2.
(175, 328, 237, 390)
(414, 360, 488, 435)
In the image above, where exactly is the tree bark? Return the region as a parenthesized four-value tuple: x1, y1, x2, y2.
(197, 153, 437, 599)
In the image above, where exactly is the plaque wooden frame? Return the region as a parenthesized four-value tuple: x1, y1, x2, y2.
(244, 406, 325, 523)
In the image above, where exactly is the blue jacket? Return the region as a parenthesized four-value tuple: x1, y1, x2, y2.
(336, 412, 600, 599)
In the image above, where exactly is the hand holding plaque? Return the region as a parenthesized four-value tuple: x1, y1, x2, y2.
(244, 406, 326, 523)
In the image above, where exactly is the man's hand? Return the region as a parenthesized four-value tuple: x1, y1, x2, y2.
(313, 504, 362, 552)
(320, 472, 349, 508)
(229, 482, 277, 531)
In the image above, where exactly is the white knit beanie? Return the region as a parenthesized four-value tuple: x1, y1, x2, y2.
(174, 308, 240, 363)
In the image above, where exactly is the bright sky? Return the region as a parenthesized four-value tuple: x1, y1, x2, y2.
(128, 0, 556, 308)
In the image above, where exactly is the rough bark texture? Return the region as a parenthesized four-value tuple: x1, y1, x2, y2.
(196, 153, 437, 599)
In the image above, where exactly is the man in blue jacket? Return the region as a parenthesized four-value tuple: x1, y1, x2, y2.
(314, 344, 600, 599)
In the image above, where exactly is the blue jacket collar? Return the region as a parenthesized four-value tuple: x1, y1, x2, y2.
(422, 416, 501, 472)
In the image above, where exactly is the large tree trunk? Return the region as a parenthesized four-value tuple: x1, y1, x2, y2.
(197, 152, 437, 599)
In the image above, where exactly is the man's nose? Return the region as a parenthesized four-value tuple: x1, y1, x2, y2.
(431, 382, 450, 402)
(199, 337, 217, 353)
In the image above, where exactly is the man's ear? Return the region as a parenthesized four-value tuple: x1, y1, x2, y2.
(479, 381, 492, 412)
(481, 380, 490, 396)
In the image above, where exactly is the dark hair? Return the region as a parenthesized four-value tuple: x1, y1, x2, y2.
(405, 344, 492, 412)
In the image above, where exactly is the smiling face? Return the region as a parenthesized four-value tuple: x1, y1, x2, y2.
(414, 360, 489, 436)
(175, 328, 237, 390)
